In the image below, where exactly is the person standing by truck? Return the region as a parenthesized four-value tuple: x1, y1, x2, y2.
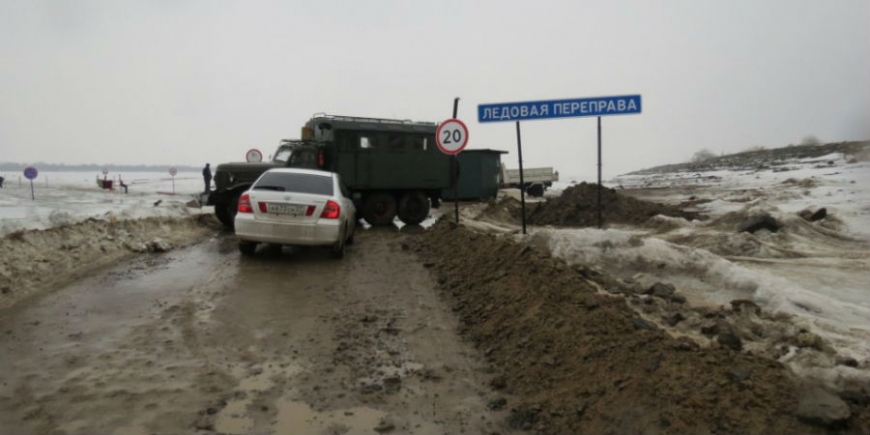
(202, 163, 212, 194)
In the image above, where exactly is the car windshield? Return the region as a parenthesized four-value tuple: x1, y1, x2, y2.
(253, 172, 334, 195)
(273, 149, 292, 163)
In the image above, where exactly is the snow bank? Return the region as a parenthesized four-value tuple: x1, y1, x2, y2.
(0, 171, 209, 236)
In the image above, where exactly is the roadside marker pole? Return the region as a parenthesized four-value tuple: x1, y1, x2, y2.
(30, 180, 34, 200)
(515, 121, 527, 235)
(169, 167, 178, 195)
(453, 97, 460, 225)
(597, 116, 602, 229)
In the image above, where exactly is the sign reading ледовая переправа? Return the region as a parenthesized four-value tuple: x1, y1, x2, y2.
(478, 94, 642, 123)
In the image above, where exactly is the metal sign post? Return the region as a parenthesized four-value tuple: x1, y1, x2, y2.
(169, 166, 178, 194)
(515, 122, 527, 234)
(597, 117, 602, 229)
(452, 97, 460, 224)
(478, 94, 642, 230)
(23, 166, 38, 200)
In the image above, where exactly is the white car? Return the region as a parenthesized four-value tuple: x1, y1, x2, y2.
(234, 168, 356, 258)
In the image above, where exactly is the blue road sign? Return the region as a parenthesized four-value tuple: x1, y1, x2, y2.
(23, 166, 38, 180)
(478, 94, 641, 123)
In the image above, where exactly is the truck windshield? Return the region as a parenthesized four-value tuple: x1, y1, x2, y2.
(273, 149, 292, 163)
(253, 172, 334, 195)
(289, 149, 318, 167)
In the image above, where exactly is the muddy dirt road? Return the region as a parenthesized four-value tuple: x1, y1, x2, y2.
(0, 230, 517, 435)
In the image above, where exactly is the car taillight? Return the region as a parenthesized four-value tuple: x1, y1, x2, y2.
(306, 205, 316, 216)
(238, 193, 253, 213)
(320, 200, 340, 219)
(258, 202, 268, 213)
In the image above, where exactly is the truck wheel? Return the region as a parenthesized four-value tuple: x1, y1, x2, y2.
(238, 241, 257, 255)
(397, 191, 430, 226)
(224, 192, 242, 230)
(526, 183, 544, 198)
(362, 192, 397, 226)
(215, 202, 233, 228)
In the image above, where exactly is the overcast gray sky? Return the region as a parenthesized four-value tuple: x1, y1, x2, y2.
(2, 0, 868, 178)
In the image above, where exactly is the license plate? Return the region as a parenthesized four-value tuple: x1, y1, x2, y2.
(267, 203, 306, 215)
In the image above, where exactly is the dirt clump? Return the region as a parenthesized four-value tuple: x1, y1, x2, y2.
(414, 221, 870, 434)
(783, 178, 819, 189)
(526, 182, 701, 227)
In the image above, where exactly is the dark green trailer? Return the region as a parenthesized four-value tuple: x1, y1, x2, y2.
(441, 149, 508, 201)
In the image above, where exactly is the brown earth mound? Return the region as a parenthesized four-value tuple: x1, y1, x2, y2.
(414, 222, 869, 435)
(527, 182, 701, 227)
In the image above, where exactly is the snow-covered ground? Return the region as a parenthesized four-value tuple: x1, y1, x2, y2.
(0, 171, 209, 235)
(526, 152, 870, 389)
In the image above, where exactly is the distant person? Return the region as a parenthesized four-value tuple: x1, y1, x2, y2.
(119, 175, 128, 194)
(202, 163, 212, 194)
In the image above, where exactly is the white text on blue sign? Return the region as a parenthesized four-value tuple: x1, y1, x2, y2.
(478, 95, 641, 123)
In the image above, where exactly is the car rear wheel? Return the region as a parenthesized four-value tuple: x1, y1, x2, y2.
(346, 224, 355, 246)
(331, 227, 346, 259)
(397, 191, 430, 226)
(238, 241, 257, 255)
(362, 192, 397, 226)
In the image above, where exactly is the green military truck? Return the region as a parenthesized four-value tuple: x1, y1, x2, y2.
(207, 114, 454, 228)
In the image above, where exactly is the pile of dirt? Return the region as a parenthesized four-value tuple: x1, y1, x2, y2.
(0, 215, 218, 310)
(413, 222, 869, 435)
(526, 183, 701, 227)
(783, 177, 819, 189)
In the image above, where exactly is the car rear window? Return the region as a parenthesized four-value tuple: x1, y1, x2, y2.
(253, 172, 334, 195)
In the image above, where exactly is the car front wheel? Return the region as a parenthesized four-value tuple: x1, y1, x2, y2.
(238, 241, 257, 255)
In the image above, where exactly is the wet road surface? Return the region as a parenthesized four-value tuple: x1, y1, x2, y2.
(0, 229, 517, 435)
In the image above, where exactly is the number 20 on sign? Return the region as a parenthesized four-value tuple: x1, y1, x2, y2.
(435, 119, 469, 155)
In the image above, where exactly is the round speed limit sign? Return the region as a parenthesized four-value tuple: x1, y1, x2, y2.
(435, 119, 469, 155)
(246, 148, 263, 163)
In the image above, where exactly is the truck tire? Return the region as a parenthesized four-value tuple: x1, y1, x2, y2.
(362, 192, 397, 226)
(526, 183, 545, 198)
(397, 191, 430, 226)
(238, 241, 257, 255)
(216, 192, 242, 230)
(215, 202, 233, 228)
